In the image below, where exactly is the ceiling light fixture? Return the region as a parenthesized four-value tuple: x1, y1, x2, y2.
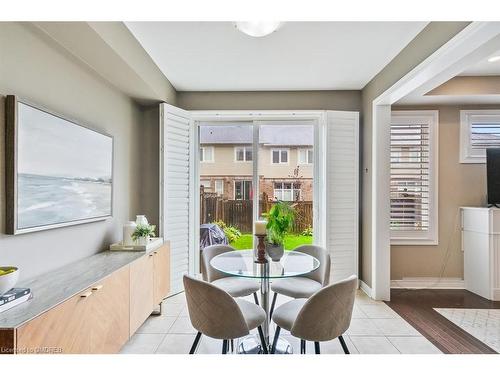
(234, 21, 283, 38)
(488, 55, 500, 63)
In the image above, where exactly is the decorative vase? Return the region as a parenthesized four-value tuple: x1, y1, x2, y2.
(123, 221, 137, 246)
(136, 215, 148, 226)
(265, 243, 284, 262)
(137, 236, 150, 246)
(0, 267, 19, 295)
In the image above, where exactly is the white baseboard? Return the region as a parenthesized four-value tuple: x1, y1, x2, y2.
(359, 280, 373, 297)
(391, 277, 465, 289)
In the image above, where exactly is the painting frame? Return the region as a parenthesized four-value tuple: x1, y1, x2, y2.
(5, 95, 114, 235)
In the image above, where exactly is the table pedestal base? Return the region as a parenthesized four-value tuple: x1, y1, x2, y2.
(237, 334, 293, 354)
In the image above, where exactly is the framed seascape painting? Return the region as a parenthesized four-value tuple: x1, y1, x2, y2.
(5, 96, 113, 234)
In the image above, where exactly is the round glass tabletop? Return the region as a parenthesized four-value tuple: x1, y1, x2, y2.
(210, 249, 320, 279)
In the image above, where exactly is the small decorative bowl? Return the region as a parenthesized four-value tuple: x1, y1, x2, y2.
(0, 267, 19, 295)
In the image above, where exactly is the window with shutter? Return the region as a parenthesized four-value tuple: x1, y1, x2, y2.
(460, 110, 500, 163)
(390, 111, 438, 245)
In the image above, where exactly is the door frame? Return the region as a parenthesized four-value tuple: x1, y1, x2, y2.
(370, 22, 500, 300)
(191, 110, 327, 274)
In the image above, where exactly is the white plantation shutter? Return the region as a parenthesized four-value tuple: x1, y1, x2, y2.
(460, 110, 500, 163)
(160, 103, 193, 295)
(326, 111, 359, 283)
(390, 111, 438, 245)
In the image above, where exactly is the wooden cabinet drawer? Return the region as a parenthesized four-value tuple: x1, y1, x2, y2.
(153, 244, 170, 305)
(90, 266, 130, 353)
(16, 289, 93, 354)
(129, 253, 154, 334)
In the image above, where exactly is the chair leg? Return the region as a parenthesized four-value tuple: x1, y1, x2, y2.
(253, 292, 259, 305)
(270, 326, 281, 354)
(269, 292, 278, 318)
(338, 336, 350, 354)
(257, 326, 268, 354)
(314, 341, 320, 354)
(189, 332, 202, 354)
(230, 339, 234, 353)
(222, 339, 228, 354)
(300, 339, 306, 354)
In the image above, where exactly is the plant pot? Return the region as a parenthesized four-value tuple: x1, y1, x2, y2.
(265, 243, 284, 262)
(136, 236, 150, 246)
(0, 267, 19, 295)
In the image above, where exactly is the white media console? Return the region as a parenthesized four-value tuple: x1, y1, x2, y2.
(461, 207, 500, 301)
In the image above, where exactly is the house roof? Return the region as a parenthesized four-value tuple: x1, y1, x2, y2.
(200, 125, 313, 146)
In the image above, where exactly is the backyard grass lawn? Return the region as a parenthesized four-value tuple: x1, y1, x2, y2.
(230, 233, 313, 250)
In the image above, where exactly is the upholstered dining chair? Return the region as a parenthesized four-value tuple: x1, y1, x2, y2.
(201, 245, 261, 304)
(269, 245, 331, 317)
(183, 275, 268, 354)
(270, 275, 357, 354)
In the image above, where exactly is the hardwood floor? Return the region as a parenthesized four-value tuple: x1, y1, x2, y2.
(385, 289, 500, 354)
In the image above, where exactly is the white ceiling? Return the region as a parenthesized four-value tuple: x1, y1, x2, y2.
(459, 50, 500, 76)
(125, 22, 427, 91)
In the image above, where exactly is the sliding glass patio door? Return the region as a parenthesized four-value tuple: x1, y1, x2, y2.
(197, 120, 316, 253)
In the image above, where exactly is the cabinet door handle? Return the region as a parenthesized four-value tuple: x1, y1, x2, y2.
(92, 285, 103, 291)
(149, 253, 154, 257)
(80, 291, 93, 298)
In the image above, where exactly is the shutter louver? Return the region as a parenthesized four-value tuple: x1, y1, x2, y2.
(390, 122, 430, 232)
(161, 104, 192, 295)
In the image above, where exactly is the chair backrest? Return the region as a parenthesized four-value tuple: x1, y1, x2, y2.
(294, 245, 331, 285)
(183, 275, 249, 339)
(201, 244, 235, 282)
(290, 275, 357, 342)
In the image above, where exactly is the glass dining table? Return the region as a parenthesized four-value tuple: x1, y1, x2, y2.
(210, 249, 320, 354)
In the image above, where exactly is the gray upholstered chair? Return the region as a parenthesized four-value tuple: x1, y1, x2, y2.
(202, 245, 261, 304)
(271, 275, 357, 354)
(183, 275, 268, 354)
(269, 245, 331, 317)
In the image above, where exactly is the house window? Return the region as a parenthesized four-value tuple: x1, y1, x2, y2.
(235, 146, 253, 162)
(390, 111, 438, 245)
(298, 148, 313, 164)
(460, 110, 500, 163)
(234, 180, 252, 200)
(200, 146, 214, 162)
(271, 149, 289, 164)
(200, 180, 211, 191)
(215, 180, 224, 195)
(273, 182, 301, 201)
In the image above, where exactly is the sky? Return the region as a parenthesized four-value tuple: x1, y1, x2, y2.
(17, 102, 112, 180)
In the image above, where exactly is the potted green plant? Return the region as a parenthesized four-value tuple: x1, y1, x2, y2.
(132, 224, 156, 246)
(263, 201, 295, 261)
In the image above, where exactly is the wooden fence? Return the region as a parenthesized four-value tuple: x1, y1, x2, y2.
(200, 190, 312, 234)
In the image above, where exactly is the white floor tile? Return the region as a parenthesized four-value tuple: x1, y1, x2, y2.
(164, 293, 187, 305)
(137, 316, 177, 334)
(120, 333, 165, 354)
(168, 317, 197, 334)
(161, 303, 185, 317)
(388, 336, 442, 354)
(349, 336, 400, 354)
(345, 318, 384, 336)
(371, 318, 421, 336)
(156, 334, 197, 354)
(357, 303, 400, 319)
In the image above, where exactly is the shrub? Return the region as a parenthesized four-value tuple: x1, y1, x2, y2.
(212, 220, 242, 243)
(301, 226, 313, 236)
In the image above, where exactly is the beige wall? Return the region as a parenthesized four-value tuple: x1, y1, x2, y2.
(0, 22, 175, 280)
(390, 104, 499, 280)
(178, 90, 362, 111)
(360, 22, 471, 286)
(200, 145, 253, 177)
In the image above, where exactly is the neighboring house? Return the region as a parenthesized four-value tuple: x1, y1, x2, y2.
(199, 125, 313, 201)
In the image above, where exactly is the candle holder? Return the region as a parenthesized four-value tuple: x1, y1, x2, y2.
(255, 234, 268, 264)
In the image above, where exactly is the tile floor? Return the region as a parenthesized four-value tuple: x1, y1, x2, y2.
(435, 308, 500, 353)
(120, 289, 442, 354)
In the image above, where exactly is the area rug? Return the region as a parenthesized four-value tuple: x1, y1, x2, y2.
(434, 308, 500, 353)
